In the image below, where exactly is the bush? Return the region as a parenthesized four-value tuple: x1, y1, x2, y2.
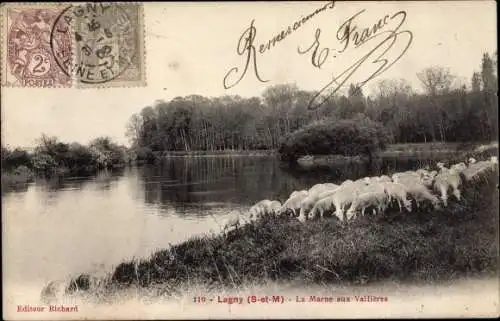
(31, 152, 58, 174)
(134, 147, 156, 164)
(3, 136, 130, 177)
(278, 116, 393, 163)
(1, 147, 31, 171)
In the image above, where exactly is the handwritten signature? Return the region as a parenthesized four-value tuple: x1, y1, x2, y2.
(222, 1, 413, 112)
(298, 9, 413, 110)
(223, 1, 335, 89)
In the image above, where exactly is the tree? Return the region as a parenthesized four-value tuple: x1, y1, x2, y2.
(471, 72, 482, 92)
(262, 83, 300, 147)
(89, 137, 126, 168)
(1, 146, 31, 170)
(417, 66, 455, 96)
(481, 53, 497, 92)
(125, 113, 143, 148)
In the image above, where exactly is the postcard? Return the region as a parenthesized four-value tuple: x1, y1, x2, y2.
(1, 1, 498, 319)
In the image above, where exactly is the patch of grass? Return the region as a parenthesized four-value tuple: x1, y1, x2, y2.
(62, 169, 499, 302)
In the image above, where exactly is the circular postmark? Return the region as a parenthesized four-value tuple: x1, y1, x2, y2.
(51, 3, 137, 84)
(7, 8, 72, 86)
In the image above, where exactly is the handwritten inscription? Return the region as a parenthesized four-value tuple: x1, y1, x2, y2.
(300, 9, 413, 109)
(222, 1, 413, 111)
(223, 1, 335, 89)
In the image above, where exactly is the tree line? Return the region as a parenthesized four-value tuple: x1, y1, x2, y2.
(1, 135, 129, 177)
(127, 52, 498, 156)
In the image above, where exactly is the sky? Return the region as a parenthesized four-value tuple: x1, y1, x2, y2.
(1, 1, 497, 148)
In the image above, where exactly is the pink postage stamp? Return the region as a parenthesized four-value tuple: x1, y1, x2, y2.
(1, 2, 146, 88)
(2, 4, 72, 87)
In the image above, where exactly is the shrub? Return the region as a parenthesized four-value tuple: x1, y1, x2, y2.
(1, 147, 31, 170)
(134, 146, 156, 164)
(31, 152, 58, 174)
(278, 116, 393, 163)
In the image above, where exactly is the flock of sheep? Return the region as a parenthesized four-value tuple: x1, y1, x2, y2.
(222, 156, 498, 232)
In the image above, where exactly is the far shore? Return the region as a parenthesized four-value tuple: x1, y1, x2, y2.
(152, 141, 498, 158)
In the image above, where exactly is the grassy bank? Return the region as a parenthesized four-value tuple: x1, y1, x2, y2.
(382, 141, 498, 159)
(295, 142, 499, 170)
(60, 169, 499, 302)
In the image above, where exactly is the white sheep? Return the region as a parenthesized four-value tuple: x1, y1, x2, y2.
(298, 185, 339, 217)
(354, 178, 370, 186)
(308, 181, 376, 220)
(317, 187, 342, 200)
(461, 165, 483, 182)
(380, 182, 412, 212)
(419, 174, 435, 188)
(392, 172, 419, 181)
(432, 174, 451, 207)
(400, 181, 441, 210)
(393, 174, 421, 186)
(416, 168, 430, 178)
(268, 200, 282, 216)
(450, 162, 467, 172)
(475, 157, 499, 171)
(289, 189, 308, 199)
(403, 170, 420, 176)
(248, 199, 273, 220)
(378, 175, 393, 183)
(346, 190, 389, 220)
(354, 182, 388, 213)
(308, 195, 337, 220)
(248, 207, 258, 221)
(222, 210, 241, 233)
(329, 183, 367, 221)
(433, 169, 462, 206)
(308, 184, 361, 220)
(280, 191, 308, 216)
(362, 176, 373, 184)
(462, 159, 497, 182)
(309, 183, 336, 194)
(341, 179, 354, 186)
(362, 182, 386, 193)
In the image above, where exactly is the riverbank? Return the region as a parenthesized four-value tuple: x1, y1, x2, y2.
(296, 142, 499, 170)
(145, 141, 498, 160)
(56, 168, 499, 303)
(382, 141, 498, 159)
(153, 150, 276, 158)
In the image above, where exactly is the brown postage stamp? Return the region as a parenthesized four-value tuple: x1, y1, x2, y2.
(1, 2, 146, 88)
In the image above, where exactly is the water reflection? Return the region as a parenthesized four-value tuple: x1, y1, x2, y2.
(137, 156, 433, 215)
(139, 157, 297, 214)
